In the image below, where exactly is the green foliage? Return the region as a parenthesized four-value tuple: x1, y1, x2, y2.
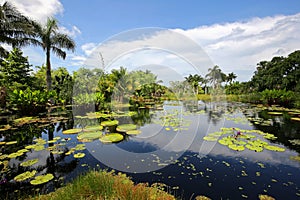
(260, 89, 295, 106)
(9, 88, 56, 114)
(0, 48, 33, 90)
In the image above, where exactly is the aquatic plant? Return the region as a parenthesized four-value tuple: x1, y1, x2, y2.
(126, 130, 142, 135)
(77, 131, 102, 142)
(14, 170, 37, 182)
(116, 124, 137, 132)
(62, 128, 82, 134)
(100, 120, 119, 127)
(30, 173, 54, 185)
(20, 158, 39, 167)
(99, 133, 124, 143)
(74, 153, 85, 158)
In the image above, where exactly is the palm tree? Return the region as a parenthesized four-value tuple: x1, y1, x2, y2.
(227, 72, 237, 85)
(185, 74, 204, 96)
(0, 2, 37, 58)
(32, 18, 75, 90)
(205, 65, 224, 89)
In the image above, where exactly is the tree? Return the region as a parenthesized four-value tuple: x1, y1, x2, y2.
(185, 74, 204, 96)
(0, 48, 33, 90)
(0, 2, 37, 58)
(32, 18, 75, 91)
(205, 65, 225, 89)
(226, 72, 237, 85)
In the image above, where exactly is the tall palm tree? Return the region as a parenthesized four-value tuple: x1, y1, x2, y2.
(205, 65, 224, 89)
(0, 2, 36, 58)
(185, 74, 204, 96)
(32, 18, 75, 90)
(227, 72, 237, 85)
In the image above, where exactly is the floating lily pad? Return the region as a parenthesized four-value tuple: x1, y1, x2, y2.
(62, 128, 82, 134)
(268, 112, 282, 116)
(263, 133, 277, 140)
(8, 152, 24, 159)
(74, 153, 85, 158)
(0, 141, 6, 145)
(126, 130, 142, 135)
(290, 155, 300, 162)
(218, 137, 234, 145)
(30, 173, 54, 185)
(77, 131, 102, 142)
(14, 170, 37, 182)
(33, 145, 45, 151)
(203, 136, 218, 141)
(75, 144, 86, 151)
(228, 144, 245, 151)
(99, 133, 124, 143)
(83, 125, 103, 132)
(291, 117, 300, 122)
(258, 194, 275, 200)
(245, 144, 263, 152)
(100, 120, 119, 127)
(6, 141, 18, 145)
(289, 139, 300, 145)
(116, 124, 137, 132)
(264, 145, 285, 152)
(20, 159, 39, 167)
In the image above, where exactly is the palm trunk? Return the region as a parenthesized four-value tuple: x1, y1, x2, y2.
(46, 49, 52, 91)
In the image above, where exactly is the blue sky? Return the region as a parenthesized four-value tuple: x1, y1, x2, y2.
(2, 0, 300, 82)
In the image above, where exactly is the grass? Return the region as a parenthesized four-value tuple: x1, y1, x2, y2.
(28, 170, 175, 200)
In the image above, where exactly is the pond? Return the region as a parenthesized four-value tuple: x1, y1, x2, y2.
(0, 101, 300, 199)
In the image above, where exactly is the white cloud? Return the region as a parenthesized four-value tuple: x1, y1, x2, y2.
(175, 13, 300, 80)
(59, 25, 81, 37)
(1, 0, 64, 24)
(76, 13, 300, 82)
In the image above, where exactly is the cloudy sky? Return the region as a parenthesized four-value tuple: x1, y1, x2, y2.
(2, 0, 300, 82)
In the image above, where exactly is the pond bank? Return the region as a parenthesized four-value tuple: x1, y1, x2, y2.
(27, 170, 175, 200)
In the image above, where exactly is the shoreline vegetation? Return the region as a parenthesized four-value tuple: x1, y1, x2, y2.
(27, 170, 176, 200)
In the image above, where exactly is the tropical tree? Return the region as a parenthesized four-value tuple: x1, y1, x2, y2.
(205, 65, 226, 89)
(185, 74, 204, 96)
(0, 2, 36, 58)
(226, 72, 237, 85)
(32, 18, 75, 91)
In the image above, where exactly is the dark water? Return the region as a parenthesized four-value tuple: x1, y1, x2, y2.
(1, 102, 300, 200)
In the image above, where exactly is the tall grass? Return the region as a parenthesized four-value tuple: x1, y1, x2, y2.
(28, 170, 175, 200)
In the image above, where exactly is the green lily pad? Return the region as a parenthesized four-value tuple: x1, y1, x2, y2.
(289, 139, 300, 145)
(290, 155, 300, 162)
(291, 117, 300, 122)
(258, 194, 275, 200)
(33, 145, 45, 151)
(218, 137, 234, 145)
(116, 124, 137, 132)
(8, 151, 24, 158)
(203, 136, 218, 141)
(30, 173, 54, 185)
(263, 133, 277, 140)
(77, 131, 102, 142)
(264, 145, 285, 152)
(268, 112, 283, 115)
(100, 120, 119, 127)
(63, 128, 82, 134)
(14, 170, 37, 182)
(5, 141, 17, 145)
(20, 158, 39, 167)
(75, 144, 86, 151)
(74, 153, 85, 158)
(99, 133, 124, 143)
(228, 144, 245, 151)
(126, 130, 142, 135)
(245, 144, 263, 152)
(83, 125, 103, 132)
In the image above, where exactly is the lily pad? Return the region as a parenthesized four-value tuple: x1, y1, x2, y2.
(258, 194, 275, 200)
(218, 137, 234, 145)
(126, 130, 142, 135)
(291, 117, 300, 122)
(77, 131, 102, 142)
(100, 120, 119, 127)
(245, 144, 263, 152)
(116, 124, 137, 132)
(30, 173, 54, 185)
(75, 144, 86, 151)
(20, 159, 39, 167)
(83, 125, 103, 132)
(33, 145, 45, 151)
(63, 128, 82, 134)
(264, 145, 285, 152)
(5, 141, 17, 145)
(228, 144, 245, 151)
(203, 136, 218, 141)
(14, 170, 37, 182)
(263, 133, 277, 140)
(74, 153, 85, 158)
(268, 112, 282, 116)
(8, 152, 24, 158)
(99, 133, 124, 143)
